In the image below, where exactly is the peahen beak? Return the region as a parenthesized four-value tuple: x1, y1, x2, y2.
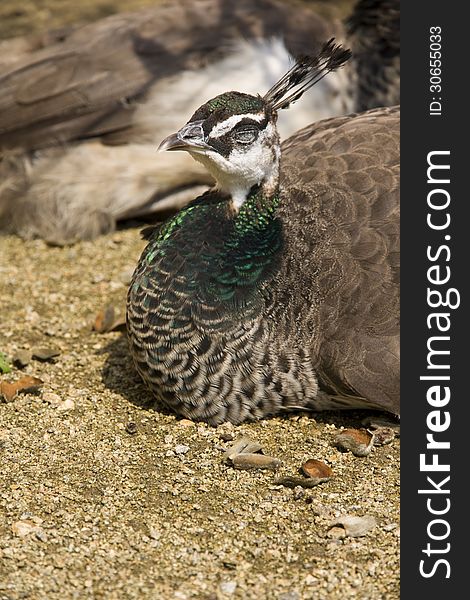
(158, 120, 210, 153)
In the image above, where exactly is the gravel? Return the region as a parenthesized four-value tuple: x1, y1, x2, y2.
(0, 230, 399, 599)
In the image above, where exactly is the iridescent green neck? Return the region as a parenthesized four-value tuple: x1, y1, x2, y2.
(234, 184, 280, 235)
(140, 186, 282, 306)
(209, 185, 282, 303)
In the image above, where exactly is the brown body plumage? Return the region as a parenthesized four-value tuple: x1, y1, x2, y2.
(279, 107, 399, 414)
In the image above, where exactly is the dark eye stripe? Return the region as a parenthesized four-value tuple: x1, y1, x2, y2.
(207, 134, 233, 157)
(231, 116, 268, 132)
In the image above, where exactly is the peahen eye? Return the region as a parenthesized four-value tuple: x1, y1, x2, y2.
(233, 127, 258, 144)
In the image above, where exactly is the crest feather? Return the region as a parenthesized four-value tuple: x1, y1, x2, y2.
(263, 38, 352, 111)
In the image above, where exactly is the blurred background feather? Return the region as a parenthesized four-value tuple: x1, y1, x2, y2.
(0, 0, 399, 244)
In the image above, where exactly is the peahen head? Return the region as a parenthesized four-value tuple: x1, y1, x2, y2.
(158, 39, 351, 209)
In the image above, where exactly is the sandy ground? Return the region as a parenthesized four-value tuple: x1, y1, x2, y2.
(0, 230, 399, 599)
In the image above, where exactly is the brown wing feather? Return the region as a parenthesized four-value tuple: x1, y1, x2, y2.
(278, 106, 399, 414)
(0, 0, 334, 152)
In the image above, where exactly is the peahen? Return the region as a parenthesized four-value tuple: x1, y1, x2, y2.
(126, 40, 400, 425)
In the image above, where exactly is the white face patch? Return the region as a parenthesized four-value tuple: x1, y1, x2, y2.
(209, 112, 266, 139)
(191, 122, 279, 209)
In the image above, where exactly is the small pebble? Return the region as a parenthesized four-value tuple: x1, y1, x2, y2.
(330, 514, 377, 537)
(119, 267, 135, 285)
(57, 398, 75, 412)
(279, 593, 300, 600)
(12, 350, 32, 368)
(31, 347, 61, 362)
(224, 436, 263, 460)
(292, 486, 306, 501)
(125, 422, 138, 435)
(219, 580, 237, 595)
(373, 427, 397, 446)
(148, 527, 160, 540)
(301, 459, 333, 483)
(333, 428, 375, 457)
(35, 529, 48, 542)
(327, 526, 346, 540)
(43, 392, 62, 406)
(232, 453, 281, 471)
(174, 444, 190, 455)
(12, 520, 40, 537)
(93, 306, 116, 333)
(0, 376, 43, 403)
